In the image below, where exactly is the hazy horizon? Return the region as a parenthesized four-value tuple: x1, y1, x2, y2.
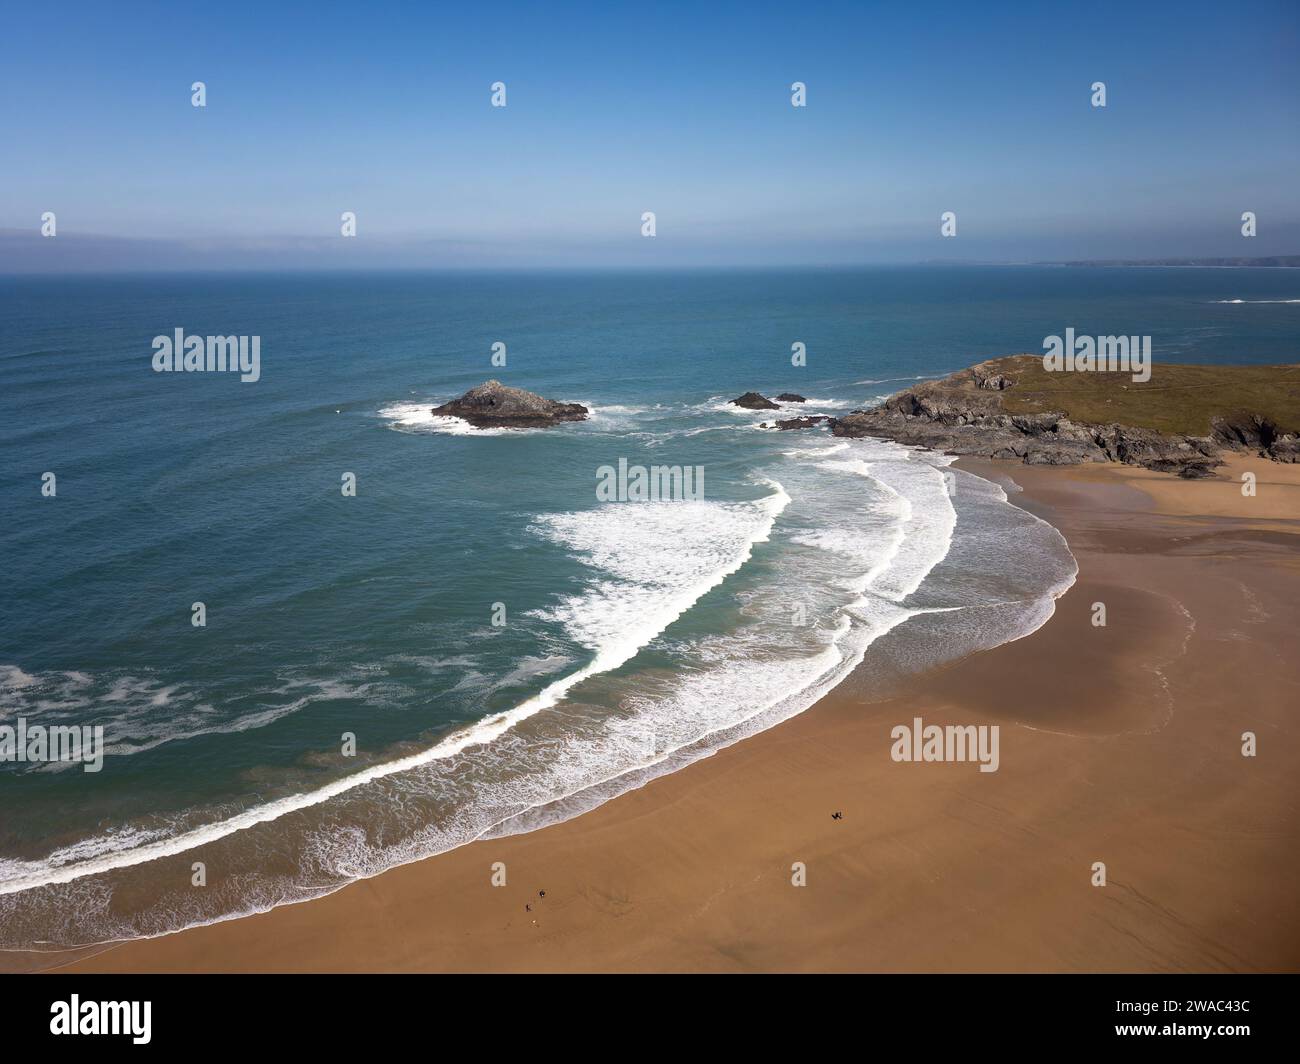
(3, 0, 1297, 272)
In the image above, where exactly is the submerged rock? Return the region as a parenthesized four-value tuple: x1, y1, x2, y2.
(431, 380, 588, 429)
(759, 415, 832, 430)
(775, 393, 807, 403)
(731, 391, 780, 410)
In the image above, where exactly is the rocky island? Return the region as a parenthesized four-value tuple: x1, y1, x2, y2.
(830, 355, 1300, 478)
(431, 380, 589, 429)
(731, 391, 807, 410)
(731, 391, 781, 410)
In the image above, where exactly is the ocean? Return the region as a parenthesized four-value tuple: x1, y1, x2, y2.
(1, 265, 1295, 949)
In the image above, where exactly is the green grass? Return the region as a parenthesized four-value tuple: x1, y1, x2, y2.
(982, 355, 1300, 436)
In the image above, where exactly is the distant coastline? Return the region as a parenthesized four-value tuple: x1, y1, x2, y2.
(1043, 255, 1300, 269)
(910, 256, 1300, 269)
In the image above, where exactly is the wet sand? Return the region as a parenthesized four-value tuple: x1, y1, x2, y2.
(37, 457, 1300, 972)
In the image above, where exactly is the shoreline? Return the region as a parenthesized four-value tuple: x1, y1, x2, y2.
(20, 452, 1300, 973)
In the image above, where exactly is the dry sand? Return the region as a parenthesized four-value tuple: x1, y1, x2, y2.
(34, 457, 1300, 973)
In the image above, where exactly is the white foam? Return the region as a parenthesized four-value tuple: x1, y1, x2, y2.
(853, 374, 940, 384)
(0, 484, 791, 898)
(778, 396, 855, 409)
(860, 452, 958, 601)
(530, 496, 784, 652)
(0, 668, 396, 765)
(464, 444, 970, 848)
(377, 400, 539, 436)
(699, 395, 859, 419)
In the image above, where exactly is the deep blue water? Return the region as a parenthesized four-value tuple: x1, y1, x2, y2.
(0, 265, 1295, 947)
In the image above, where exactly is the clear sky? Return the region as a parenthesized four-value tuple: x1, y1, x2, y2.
(2, 0, 1297, 270)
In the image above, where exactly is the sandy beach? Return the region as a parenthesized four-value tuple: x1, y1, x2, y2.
(31, 455, 1300, 974)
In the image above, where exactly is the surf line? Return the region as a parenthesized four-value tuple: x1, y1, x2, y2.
(0, 482, 792, 897)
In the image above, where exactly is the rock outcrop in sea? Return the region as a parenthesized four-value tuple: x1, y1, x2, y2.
(431, 380, 589, 429)
(830, 357, 1300, 478)
(731, 391, 780, 410)
(759, 415, 832, 431)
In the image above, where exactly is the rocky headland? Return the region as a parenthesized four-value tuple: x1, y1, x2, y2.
(828, 356, 1300, 478)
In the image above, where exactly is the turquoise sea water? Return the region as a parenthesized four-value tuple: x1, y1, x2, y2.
(1, 265, 1295, 947)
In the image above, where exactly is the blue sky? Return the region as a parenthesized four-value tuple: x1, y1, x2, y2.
(2, 0, 1297, 269)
